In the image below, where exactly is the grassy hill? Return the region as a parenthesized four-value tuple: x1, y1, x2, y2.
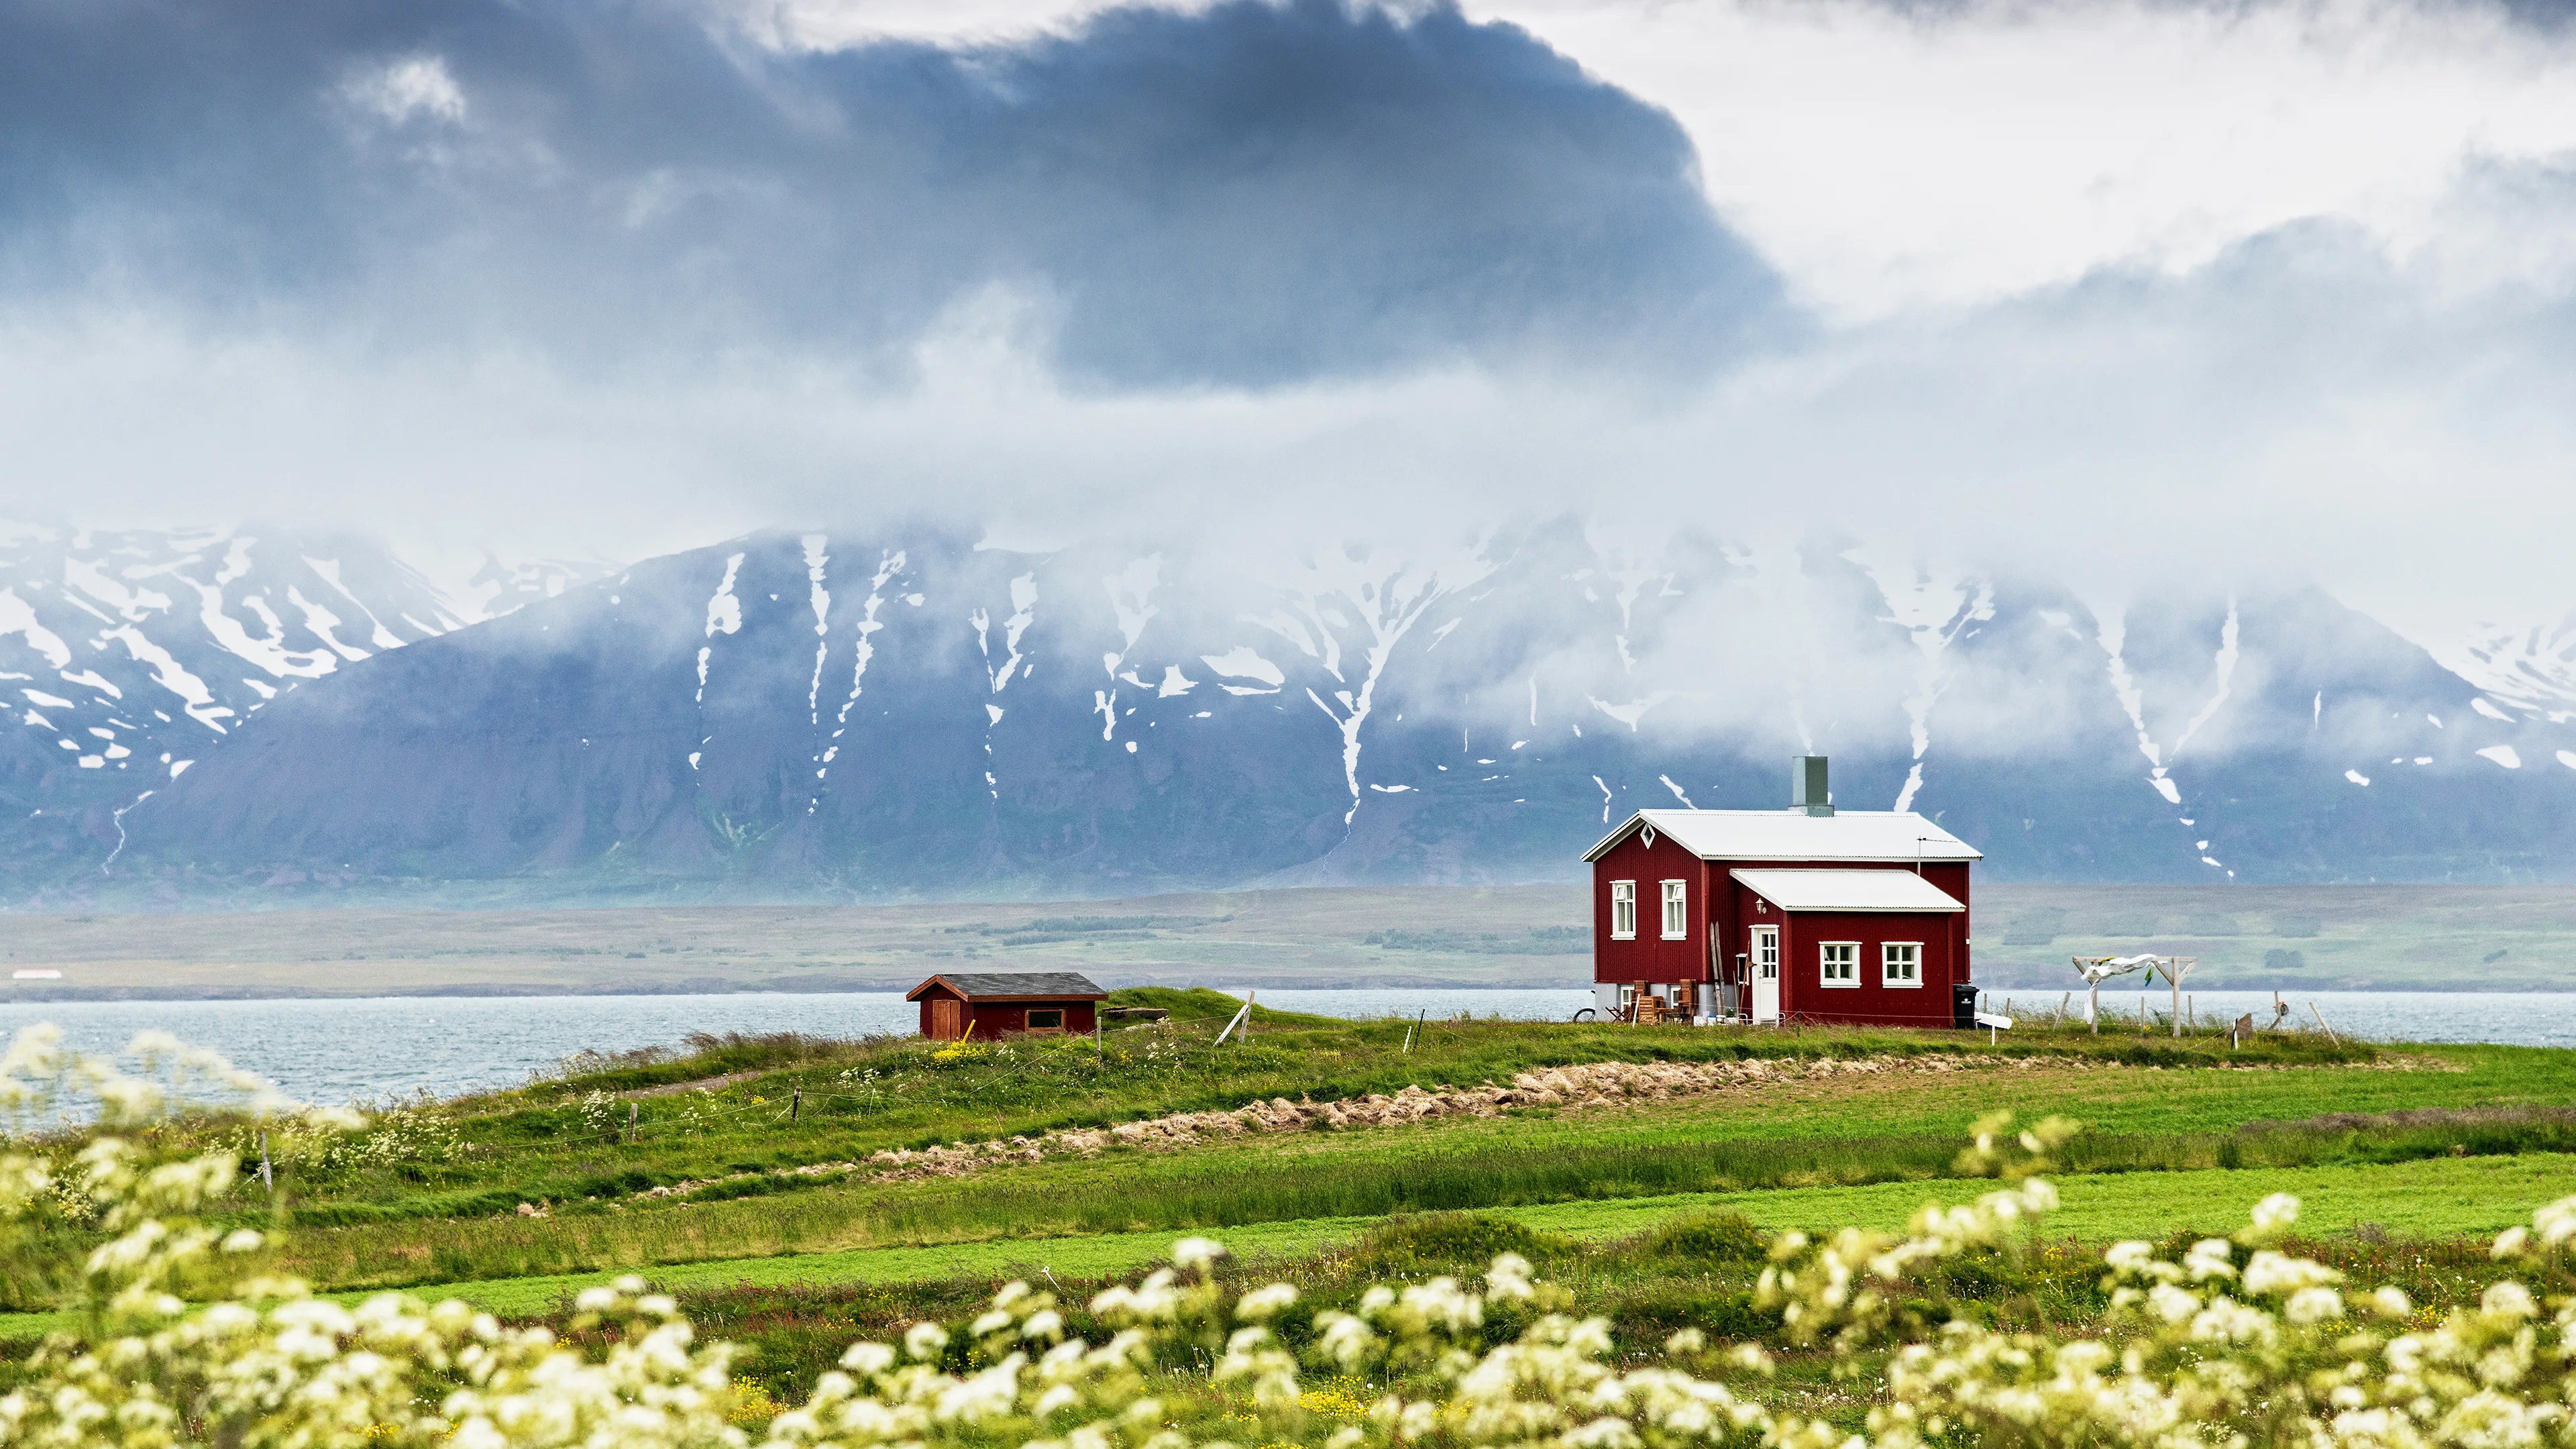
(2, 987, 2571, 1429)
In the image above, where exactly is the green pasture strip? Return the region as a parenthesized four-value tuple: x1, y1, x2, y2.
(339, 1152, 2576, 1298)
(278, 1036, 2558, 1238)
(391, 1152, 2576, 1297)
(262, 1052, 2576, 1295)
(0, 1216, 1380, 1339)
(246, 1000, 2398, 1230)
(1494, 1152, 2576, 1242)
(11, 1154, 2559, 1344)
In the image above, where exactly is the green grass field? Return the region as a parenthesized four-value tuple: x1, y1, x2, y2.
(223, 1019, 2572, 1298)
(1, 1151, 2553, 1338)
(3, 986, 2571, 1416)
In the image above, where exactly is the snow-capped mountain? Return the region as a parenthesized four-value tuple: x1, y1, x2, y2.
(79, 522, 2576, 901)
(2428, 615, 2576, 721)
(0, 523, 606, 883)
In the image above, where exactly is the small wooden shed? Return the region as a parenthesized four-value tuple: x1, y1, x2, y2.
(906, 971, 1107, 1040)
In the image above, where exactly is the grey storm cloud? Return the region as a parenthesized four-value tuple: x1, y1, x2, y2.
(0, 0, 1782, 386)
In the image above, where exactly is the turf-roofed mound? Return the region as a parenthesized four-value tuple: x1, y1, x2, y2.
(1104, 986, 1344, 1028)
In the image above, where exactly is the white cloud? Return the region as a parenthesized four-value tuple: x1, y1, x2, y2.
(343, 55, 468, 125)
(759, 0, 2576, 319)
(12, 0, 2576, 669)
(1464, 0, 2576, 317)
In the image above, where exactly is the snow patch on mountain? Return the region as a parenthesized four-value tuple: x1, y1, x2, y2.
(694, 551, 745, 716)
(1849, 548, 1992, 814)
(2083, 597, 2242, 875)
(106, 627, 229, 731)
(305, 559, 407, 650)
(1589, 693, 1674, 731)
(2424, 614, 2576, 719)
(0, 590, 71, 669)
(1095, 557, 1163, 744)
(969, 566, 1036, 798)
(1264, 545, 1494, 825)
(286, 587, 372, 662)
(1202, 647, 1283, 693)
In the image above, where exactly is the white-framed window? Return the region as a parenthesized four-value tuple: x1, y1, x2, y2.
(1610, 881, 1637, 939)
(1819, 943, 1860, 987)
(1617, 983, 1638, 1017)
(1882, 943, 1922, 987)
(1026, 1008, 1065, 1030)
(1752, 926, 1778, 979)
(1660, 880, 1688, 938)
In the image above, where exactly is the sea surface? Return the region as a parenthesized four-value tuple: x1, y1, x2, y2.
(0, 987, 2563, 1107)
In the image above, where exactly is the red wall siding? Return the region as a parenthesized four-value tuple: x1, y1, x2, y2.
(1771, 908, 1960, 1026)
(1715, 860, 1971, 1008)
(1591, 830, 1712, 986)
(969, 1001, 1097, 1037)
(915, 986, 1098, 1038)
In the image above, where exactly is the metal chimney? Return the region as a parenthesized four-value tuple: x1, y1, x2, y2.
(1792, 755, 1833, 816)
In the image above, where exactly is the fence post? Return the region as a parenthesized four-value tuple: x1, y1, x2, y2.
(260, 1130, 273, 1195)
(627, 1100, 638, 1143)
(791, 1088, 802, 1123)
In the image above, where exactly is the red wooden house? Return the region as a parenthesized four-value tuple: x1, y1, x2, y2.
(1582, 757, 1981, 1028)
(906, 971, 1106, 1040)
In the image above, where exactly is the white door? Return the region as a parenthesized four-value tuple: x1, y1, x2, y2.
(1751, 926, 1780, 1023)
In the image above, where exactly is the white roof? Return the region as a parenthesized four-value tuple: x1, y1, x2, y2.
(1731, 869, 1967, 913)
(1582, 808, 1982, 864)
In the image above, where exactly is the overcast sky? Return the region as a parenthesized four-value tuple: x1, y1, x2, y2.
(5, 0, 2576, 643)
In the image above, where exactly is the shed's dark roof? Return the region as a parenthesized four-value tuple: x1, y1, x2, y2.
(906, 971, 1107, 1002)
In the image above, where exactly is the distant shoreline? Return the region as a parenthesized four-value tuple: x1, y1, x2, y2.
(0, 974, 2565, 1000)
(0, 979, 1591, 1004)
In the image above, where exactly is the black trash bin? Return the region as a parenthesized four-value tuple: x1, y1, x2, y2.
(1951, 981, 1980, 1030)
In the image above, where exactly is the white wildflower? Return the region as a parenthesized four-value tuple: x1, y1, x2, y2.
(2480, 1282, 2537, 1320)
(2249, 1192, 2302, 1239)
(1236, 1283, 1297, 1320)
(2185, 1238, 2237, 1281)
(2285, 1287, 2346, 1324)
(2532, 1195, 2576, 1246)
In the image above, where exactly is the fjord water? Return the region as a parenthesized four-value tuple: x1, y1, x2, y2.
(0, 989, 2567, 1107)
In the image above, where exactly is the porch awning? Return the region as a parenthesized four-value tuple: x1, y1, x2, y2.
(1730, 869, 1966, 913)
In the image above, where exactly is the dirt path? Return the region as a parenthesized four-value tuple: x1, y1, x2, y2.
(609, 1049, 2435, 1210)
(624, 1051, 2137, 1203)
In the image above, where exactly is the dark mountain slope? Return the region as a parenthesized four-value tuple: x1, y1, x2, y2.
(103, 526, 2576, 900)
